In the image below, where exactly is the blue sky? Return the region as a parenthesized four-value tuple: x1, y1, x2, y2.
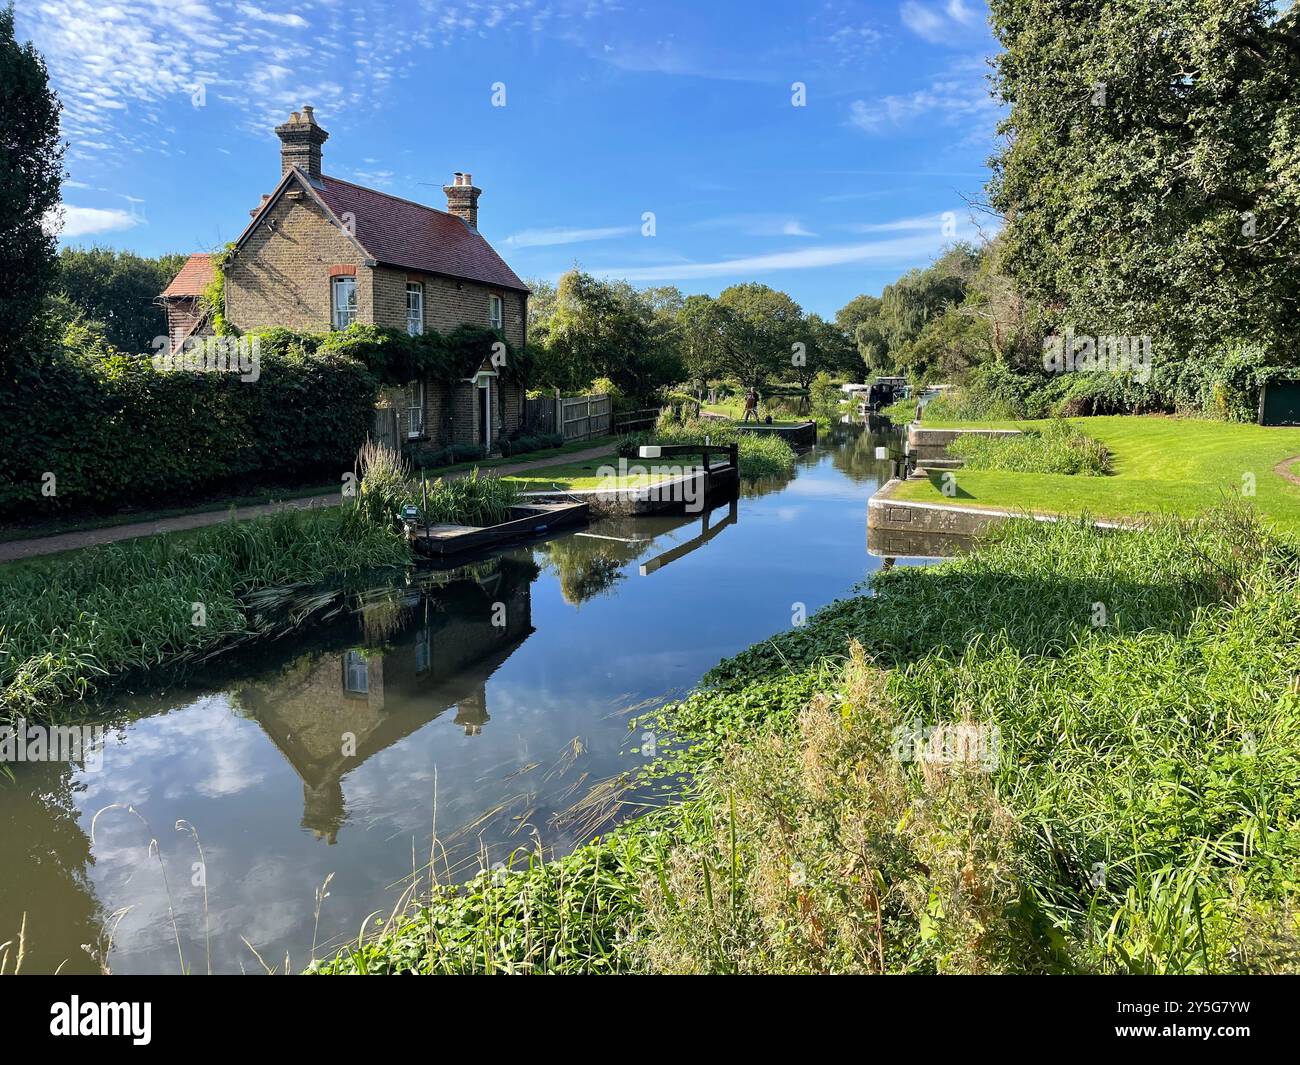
(19, 0, 1003, 318)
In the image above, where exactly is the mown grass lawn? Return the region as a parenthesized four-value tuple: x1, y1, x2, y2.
(500, 452, 682, 491)
(892, 415, 1300, 533)
(701, 401, 805, 426)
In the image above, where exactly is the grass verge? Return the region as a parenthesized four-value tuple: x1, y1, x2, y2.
(0, 507, 409, 721)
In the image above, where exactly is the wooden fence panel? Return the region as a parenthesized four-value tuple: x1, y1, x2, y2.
(559, 395, 612, 441)
(525, 396, 556, 434)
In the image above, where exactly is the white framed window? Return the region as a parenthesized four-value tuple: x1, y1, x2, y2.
(331, 276, 357, 330)
(488, 293, 503, 331)
(415, 628, 431, 674)
(407, 380, 425, 438)
(406, 282, 423, 336)
(342, 650, 369, 694)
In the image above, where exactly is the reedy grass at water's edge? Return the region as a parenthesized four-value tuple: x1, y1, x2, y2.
(0, 507, 409, 722)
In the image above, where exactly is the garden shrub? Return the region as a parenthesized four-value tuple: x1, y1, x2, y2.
(412, 442, 486, 469)
(949, 420, 1112, 475)
(498, 432, 564, 458)
(930, 343, 1292, 424)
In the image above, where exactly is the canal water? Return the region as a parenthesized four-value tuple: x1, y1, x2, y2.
(1, 422, 924, 974)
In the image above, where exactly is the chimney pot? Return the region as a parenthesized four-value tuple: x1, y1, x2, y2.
(443, 171, 482, 228)
(275, 104, 328, 180)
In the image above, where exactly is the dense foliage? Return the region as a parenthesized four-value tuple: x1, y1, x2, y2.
(0, 4, 63, 372)
(526, 269, 863, 401)
(527, 270, 683, 401)
(0, 321, 530, 520)
(989, 0, 1300, 369)
(53, 246, 188, 353)
(313, 321, 528, 387)
(0, 326, 379, 519)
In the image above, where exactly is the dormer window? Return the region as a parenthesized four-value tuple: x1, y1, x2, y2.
(406, 282, 423, 336)
(488, 294, 503, 331)
(331, 276, 357, 330)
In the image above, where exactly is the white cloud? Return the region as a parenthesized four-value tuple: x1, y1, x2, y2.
(845, 212, 957, 233)
(236, 3, 308, 28)
(687, 214, 819, 238)
(597, 230, 958, 282)
(505, 225, 637, 248)
(19, 1, 623, 153)
(946, 0, 979, 25)
(47, 205, 140, 237)
(900, 0, 983, 45)
(900, 2, 950, 44)
(848, 72, 998, 137)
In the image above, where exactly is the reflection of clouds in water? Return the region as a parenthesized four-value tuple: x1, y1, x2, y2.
(780, 476, 864, 500)
(79, 695, 269, 808)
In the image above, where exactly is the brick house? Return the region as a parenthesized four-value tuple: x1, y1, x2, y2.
(160, 105, 530, 453)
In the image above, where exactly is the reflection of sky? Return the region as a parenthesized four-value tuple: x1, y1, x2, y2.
(14, 437, 900, 974)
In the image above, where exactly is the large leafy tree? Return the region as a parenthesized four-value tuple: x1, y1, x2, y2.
(55, 247, 187, 353)
(534, 270, 681, 400)
(0, 3, 64, 368)
(988, 0, 1300, 362)
(796, 313, 858, 388)
(707, 283, 806, 386)
(876, 245, 977, 355)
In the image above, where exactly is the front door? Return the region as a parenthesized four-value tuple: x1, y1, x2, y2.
(478, 378, 492, 450)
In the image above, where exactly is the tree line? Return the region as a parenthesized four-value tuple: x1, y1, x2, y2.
(525, 270, 863, 402)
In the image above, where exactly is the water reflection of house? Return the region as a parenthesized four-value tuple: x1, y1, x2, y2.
(237, 561, 534, 842)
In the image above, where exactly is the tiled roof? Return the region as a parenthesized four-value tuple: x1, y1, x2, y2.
(161, 253, 215, 298)
(315, 175, 529, 293)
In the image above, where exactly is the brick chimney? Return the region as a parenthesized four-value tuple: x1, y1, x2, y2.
(275, 105, 328, 181)
(443, 172, 481, 228)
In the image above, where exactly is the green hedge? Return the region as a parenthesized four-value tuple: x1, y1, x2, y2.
(0, 321, 531, 519)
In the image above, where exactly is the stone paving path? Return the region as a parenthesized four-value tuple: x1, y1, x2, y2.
(0, 444, 616, 563)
